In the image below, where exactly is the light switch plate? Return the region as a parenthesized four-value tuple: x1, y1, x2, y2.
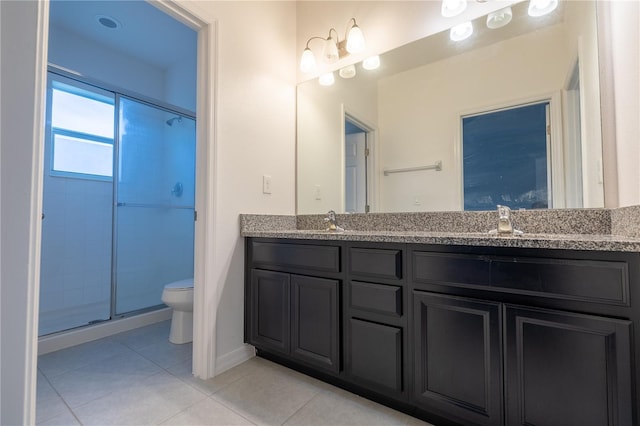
(263, 175, 272, 194)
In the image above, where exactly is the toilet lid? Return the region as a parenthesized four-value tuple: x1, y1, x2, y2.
(165, 278, 194, 290)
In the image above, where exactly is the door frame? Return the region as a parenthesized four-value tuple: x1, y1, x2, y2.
(342, 106, 378, 213)
(19, 0, 217, 423)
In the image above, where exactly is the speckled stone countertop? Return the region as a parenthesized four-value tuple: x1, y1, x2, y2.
(239, 208, 640, 252)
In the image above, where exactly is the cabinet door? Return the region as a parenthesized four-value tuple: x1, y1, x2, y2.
(291, 275, 340, 373)
(505, 306, 633, 426)
(249, 269, 290, 354)
(348, 318, 403, 395)
(413, 292, 503, 426)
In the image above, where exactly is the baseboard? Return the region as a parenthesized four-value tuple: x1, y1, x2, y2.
(37, 308, 172, 355)
(215, 344, 256, 375)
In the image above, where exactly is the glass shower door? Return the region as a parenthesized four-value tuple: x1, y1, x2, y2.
(114, 97, 196, 315)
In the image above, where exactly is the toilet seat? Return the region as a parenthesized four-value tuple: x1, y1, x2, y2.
(164, 279, 193, 291)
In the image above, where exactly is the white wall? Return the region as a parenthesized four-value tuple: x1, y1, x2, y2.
(177, 1, 297, 368)
(48, 26, 167, 104)
(297, 75, 377, 214)
(377, 25, 571, 212)
(1, 1, 47, 423)
(166, 54, 197, 113)
(609, 1, 640, 207)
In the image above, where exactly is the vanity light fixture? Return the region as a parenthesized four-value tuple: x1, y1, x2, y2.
(528, 0, 558, 17)
(450, 21, 473, 41)
(441, 0, 467, 18)
(362, 55, 381, 70)
(299, 18, 366, 73)
(486, 6, 513, 29)
(319, 72, 335, 86)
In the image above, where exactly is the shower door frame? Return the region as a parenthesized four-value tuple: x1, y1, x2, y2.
(46, 66, 197, 326)
(111, 92, 196, 319)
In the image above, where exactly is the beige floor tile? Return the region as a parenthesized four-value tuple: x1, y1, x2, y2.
(38, 338, 130, 378)
(47, 350, 162, 408)
(161, 397, 255, 426)
(167, 356, 258, 395)
(112, 320, 172, 350)
(35, 371, 69, 424)
(135, 339, 193, 369)
(36, 408, 80, 426)
(283, 386, 417, 426)
(73, 371, 207, 425)
(210, 360, 325, 426)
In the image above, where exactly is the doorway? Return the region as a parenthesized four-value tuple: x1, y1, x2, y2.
(40, 1, 197, 337)
(344, 115, 373, 213)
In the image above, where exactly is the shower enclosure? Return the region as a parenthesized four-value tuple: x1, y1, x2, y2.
(38, 71, 196, 336)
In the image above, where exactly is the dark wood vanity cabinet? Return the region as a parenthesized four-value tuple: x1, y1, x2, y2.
(412, 292, 503, 426)
(246, 240, 341, 373)
(411, 245, 639, 426)
(504, 305, 633, 426)
(246, 238, 640, 426)
(344, 245, 408, 401)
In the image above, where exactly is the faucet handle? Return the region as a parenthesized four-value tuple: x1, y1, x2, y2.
(497, 205, 511, 218)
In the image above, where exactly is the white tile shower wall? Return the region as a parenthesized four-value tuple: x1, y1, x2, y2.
(114, 107, 195, 314)
(39, 174, 113, 333)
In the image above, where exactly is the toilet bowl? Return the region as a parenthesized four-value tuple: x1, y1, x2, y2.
(161, 278, 194, 344)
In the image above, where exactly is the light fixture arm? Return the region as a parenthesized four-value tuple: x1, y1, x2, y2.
(304, 36, 326, 49)
(343, 18, 357, 43)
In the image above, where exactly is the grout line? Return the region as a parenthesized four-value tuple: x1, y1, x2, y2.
(38, 371, 83, 426)
(204, 394, 259, 426)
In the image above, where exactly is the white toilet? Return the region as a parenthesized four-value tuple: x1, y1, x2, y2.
(161, 278, 194, 344)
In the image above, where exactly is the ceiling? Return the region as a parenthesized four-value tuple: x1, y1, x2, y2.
(48, 0, 197, 69)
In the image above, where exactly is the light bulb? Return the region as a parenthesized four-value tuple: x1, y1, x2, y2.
(339, 64, 357, 79)
(346, 24, 366, 54)
(450, 21, 473, 41)
(300, 48, 316, 73)
(528, 0, 558, 17)
(362, 55, 380, 70)
(441, 0, 467, 18)
(486, 7, 512, 29)
(319, 72, 335, 86)
(322, 36, 339, 63)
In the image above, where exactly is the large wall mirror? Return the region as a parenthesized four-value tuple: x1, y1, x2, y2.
(297, 0, 604, 214)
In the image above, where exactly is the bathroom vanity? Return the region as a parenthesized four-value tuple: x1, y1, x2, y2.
(241, 211, 640, 426)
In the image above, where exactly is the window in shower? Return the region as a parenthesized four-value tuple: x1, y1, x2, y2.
(50, 81, 115, 179)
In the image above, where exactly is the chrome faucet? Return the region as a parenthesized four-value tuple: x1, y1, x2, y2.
(324, 210, 344, 232)
(489, 205, 523, 236)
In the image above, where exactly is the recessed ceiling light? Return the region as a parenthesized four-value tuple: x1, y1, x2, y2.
(95, 14, 122, 30)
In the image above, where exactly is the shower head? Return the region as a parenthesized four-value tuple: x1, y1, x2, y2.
(166, 116, 182, 126)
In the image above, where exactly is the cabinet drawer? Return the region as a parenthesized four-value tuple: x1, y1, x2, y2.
(251, 241, 340, 273)
(350, 281, 402, 317)
(413, 252, 490, 286)
(350, 248, 402, 280)
(412, 252, 629, 305)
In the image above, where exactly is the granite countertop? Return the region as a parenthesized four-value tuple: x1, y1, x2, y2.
(239, 207, 640, 252)
(240, 229, 640, 252)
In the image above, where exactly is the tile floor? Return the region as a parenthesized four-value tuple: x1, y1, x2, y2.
(37, 321, 433, 426)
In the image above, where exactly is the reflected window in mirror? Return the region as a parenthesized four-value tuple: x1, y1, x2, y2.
(462, 102, 550, 211)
